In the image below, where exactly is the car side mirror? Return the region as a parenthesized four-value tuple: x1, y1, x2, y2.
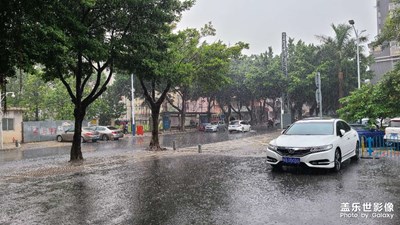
(340, 129, 346, 137)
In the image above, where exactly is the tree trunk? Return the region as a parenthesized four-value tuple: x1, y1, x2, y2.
(206, 97, 213, 122)
(338, 71, 344, 108)
(261, 100, 268, 123)
(139, 77, 170, 151)
(149, 104, 163, 150)
(180, 93, 186, 131)
(231, 102, 242, 120)
(70, 106, 85, 161)
(35, 105, 39, 121)
(246, 105, 254, 125)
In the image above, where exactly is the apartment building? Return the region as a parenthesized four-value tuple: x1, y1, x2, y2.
(370, 0, 400, 83)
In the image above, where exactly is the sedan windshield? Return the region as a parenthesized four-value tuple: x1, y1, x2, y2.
(229, 121, 239, 125)
(285, 122, 333, 135)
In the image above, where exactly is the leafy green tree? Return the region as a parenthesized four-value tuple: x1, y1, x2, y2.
(115, 3, 194, 150)
(165, 27, 206, 131)
(337, 62, 400, 126)
(193, 41, 247, 122)
(23, 0, 192, 159)
(287, 40, 318, 119)
(241, 48, 285, 123)
(86, 78, 126, 126)
(337, 84, 376, 122)
(0, 0, 35, 88)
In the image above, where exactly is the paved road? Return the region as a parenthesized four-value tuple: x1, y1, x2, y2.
(1, 132, 399, 225)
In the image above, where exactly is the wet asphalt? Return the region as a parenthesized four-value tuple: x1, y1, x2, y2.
(1, 129, 400, 225)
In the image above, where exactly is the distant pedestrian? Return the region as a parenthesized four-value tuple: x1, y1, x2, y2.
(122, 122, 128, 134)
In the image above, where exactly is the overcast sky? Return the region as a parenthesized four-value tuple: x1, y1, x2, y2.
(177, 0, 377, 55)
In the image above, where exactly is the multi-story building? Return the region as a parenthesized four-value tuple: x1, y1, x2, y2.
(370, 0, 400, 84)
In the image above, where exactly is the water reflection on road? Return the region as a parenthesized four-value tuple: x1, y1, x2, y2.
(1, 153, 399, 224)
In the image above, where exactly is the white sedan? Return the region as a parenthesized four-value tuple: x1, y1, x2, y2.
(228, 120, 251, 133)
(266, 118, 360, 172)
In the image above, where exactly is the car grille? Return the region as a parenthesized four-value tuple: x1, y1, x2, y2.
(277, 147, 312, 157)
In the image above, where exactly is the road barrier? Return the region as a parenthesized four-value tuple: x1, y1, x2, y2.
(360, 135, 400, 158)
(136, 125, 144, 135)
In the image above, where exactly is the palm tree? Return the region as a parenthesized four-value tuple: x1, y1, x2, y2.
(317, 24, 353, 106)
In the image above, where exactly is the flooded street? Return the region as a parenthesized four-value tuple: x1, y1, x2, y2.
(0, 127, 270, 163)
(1, 130, 400, 224)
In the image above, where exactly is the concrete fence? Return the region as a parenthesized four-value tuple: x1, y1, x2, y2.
(22, 120, 88, 143)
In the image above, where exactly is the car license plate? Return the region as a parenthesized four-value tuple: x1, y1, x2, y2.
(282, 157, 300, 164)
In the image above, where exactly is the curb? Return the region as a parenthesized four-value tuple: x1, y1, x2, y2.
(0, 144, 21, 151)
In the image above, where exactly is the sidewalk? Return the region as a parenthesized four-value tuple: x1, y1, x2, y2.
(1, 143, 21, 151)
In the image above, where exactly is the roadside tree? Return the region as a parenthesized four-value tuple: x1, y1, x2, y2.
(26, 0, 192, 159)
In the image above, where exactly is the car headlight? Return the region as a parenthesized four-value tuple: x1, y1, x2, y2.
(310, 144, 333, 153)
(268, 144, 278, 151)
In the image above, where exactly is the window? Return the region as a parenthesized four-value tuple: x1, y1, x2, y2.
(285, 122, 334, 135)
(2, 118, 14, 131)
(336, 121, 350, 135)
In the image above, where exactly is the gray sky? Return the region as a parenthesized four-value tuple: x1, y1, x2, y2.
(177, 0, 377, 55)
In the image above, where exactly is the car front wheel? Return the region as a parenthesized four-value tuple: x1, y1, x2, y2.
(56, 136, 63, 142)
(332, 149, 341, 172)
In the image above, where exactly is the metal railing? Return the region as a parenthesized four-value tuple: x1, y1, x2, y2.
(360, 135, 400, 158)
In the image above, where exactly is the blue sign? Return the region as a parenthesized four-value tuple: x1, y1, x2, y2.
(162, 115, 170, 130)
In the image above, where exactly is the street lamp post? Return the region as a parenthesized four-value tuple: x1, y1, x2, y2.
(131, 74, 135, 136)
(0, 91, 16, 149)
(349, 19, 361, 89)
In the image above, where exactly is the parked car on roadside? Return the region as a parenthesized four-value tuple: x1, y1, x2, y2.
(266, 118, 359, 172)
(205, 121, 226, 132)
(228, 120, 251, 133)
(56, 127, 100, 143)
(384, 118, 400, 143)
(93, 126, 124, 141)
(198, 123, 211, 131)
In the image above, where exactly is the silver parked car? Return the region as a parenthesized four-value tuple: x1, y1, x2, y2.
(93, 126, 124, 141)
(56, 127, 100, 143)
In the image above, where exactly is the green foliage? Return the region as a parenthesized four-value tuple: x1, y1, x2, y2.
(6, 69, 127, 122)
(374, 0, 400, 47)
(338, 64, 400, 122)
(337, 84, 375, 121)
(0, 0, 38, 85)
(316, 23, 369, 114)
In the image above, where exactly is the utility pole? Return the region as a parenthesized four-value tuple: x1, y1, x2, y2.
(131, 74, 135, 136)
(280, 32, 291, 128)
(315, 72, 323, 118)
(349, 20, 361, 89)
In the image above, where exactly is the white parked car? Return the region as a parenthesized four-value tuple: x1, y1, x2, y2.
(228, 120, 251, 133)
(384, 117, 400, 143)
(205, 121, 226, 132)
(266, 118, 360, 172)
